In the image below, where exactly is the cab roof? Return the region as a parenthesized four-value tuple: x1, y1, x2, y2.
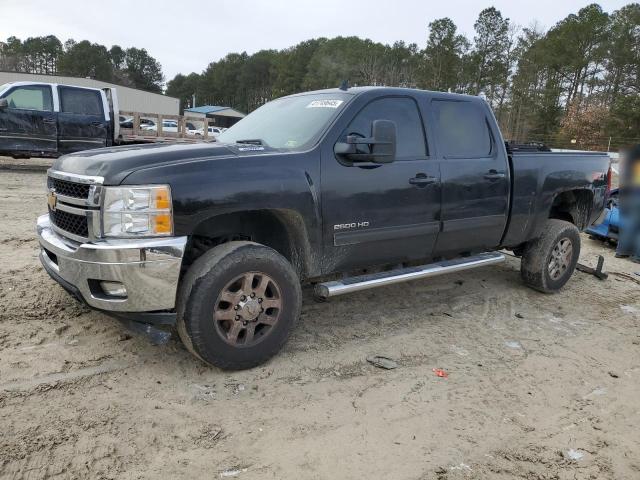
(0, 81, 103, 93)
(285, 85, 485, 103)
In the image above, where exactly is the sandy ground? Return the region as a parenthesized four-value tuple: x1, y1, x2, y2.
(0, 170, 639, 480)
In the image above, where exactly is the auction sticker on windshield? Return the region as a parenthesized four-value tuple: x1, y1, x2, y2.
(306, 100, 344, 108)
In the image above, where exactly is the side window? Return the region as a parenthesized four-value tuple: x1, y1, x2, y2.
(431, 100, 492, 158)
(344, 97, 427, 159)
(59, 87, 103, 116)
(3, 86, 53, 111)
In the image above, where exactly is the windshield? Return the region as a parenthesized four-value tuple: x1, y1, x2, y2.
(218, 93, 352, 150)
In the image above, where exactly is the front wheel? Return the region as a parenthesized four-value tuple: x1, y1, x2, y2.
(520, 219, 581, 293)
(177, 241, 301, 370)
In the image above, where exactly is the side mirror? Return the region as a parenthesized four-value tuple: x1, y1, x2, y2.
(0, 98, 8, 109)
(334, 119, 397, 164)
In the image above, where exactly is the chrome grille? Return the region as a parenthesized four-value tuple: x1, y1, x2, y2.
(46, 170, 104, 241)
(48, 177, 91, 199)
(48, 207, 89, 238)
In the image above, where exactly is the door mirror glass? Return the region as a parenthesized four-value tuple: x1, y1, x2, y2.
(369, 119, 396, 163)
(0, 98, 7, 109)
(335, 119, 397, 164)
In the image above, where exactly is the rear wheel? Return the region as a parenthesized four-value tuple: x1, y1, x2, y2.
(177, 241, 301, 370)
(520, 219, 580, 293)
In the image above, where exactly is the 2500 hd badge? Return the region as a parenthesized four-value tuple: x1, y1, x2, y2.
(334, 221, 370, 230)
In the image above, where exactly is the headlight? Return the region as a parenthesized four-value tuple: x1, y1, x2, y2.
(102, 185, 173, 237)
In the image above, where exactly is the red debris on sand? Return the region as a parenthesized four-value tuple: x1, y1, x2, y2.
(432, 368, 448, 378)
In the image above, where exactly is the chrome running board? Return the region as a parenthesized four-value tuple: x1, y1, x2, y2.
(315, 252, 505, 298)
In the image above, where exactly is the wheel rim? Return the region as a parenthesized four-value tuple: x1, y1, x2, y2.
(548, 237, 573, 281)
(213, 271, 282, 347)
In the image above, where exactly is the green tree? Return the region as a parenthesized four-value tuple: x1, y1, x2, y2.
(122, 47, 164, 92)
(109, 45, 126, 70)
(166, 72, 202, 111)
(545, 4, 609, 106)
(200, 52, 250, 111)
(20, 36, 63, 74)
(604, 3, 640, 101)
(0, 36, 25, 71)
(470, 7, 511, 103)
(503, 26, 548, 140)
(420, 18, 469, 92)
(58, 40, 114, 81)
(272, 39, 325, 95)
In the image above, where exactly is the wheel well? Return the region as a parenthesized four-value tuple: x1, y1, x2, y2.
(548, 189, 593, 230)
(185, 209, 311, 279)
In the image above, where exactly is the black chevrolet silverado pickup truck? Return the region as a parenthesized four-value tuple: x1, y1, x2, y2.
(37, 87, 611, 369)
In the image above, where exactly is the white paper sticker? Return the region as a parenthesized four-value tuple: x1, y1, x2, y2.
(238, 145, 265, 151)
(306, 99, 344, 109)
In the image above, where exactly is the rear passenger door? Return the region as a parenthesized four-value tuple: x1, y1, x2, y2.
(430, 99, 509, 255)
(57, 86, 109, 154)
(0, 84, 57, 154)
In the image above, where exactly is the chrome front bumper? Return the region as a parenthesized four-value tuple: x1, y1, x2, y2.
(37, 214, 187, 312)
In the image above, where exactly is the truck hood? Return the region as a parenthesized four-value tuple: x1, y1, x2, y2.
(52, 143, 241, 185)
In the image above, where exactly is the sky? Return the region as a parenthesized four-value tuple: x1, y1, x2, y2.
(2, 0, 632, 82)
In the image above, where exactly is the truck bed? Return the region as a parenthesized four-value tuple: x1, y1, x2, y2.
(502, 151, 610, 247)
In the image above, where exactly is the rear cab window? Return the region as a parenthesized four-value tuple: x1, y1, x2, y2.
(58, 87, 103, 116)
(431, 100, 492, 158)
(2, 85, 53, 111)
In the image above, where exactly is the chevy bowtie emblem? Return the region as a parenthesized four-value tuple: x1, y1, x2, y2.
(47, 190, 57, 211)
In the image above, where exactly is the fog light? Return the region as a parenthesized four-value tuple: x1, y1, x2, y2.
(100, 281, 127, 298)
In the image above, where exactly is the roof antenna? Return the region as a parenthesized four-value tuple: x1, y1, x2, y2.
(339, 80, 349, 91)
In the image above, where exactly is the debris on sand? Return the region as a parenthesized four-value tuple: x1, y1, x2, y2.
(505, 341, 522, 349)
(432, 368, 448, 378)
(192, 425, 223, 448)
(584, 387, 607, 398)
(190, 383, 216, 401)
(564, 449, 585, 461)
(367, 356, 399, 370)
(224, 382, 247, 395)
(54, 324, 69, 335)
(450, 462, 472, 472)
(220, 467, 248, 477)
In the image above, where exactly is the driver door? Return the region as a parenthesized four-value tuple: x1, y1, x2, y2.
(0, 84, 57, 154)
(320, 96, 441, 274)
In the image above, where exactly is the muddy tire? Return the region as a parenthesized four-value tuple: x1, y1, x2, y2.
(520, 219, 581, 293)
(177, 241, 301, 370)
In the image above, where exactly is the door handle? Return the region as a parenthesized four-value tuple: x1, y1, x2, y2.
(43, 118, 56, 124)
(484, 170, 506, 180)
(91, 121, 105, 127)
(409, 173, 437, 187)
